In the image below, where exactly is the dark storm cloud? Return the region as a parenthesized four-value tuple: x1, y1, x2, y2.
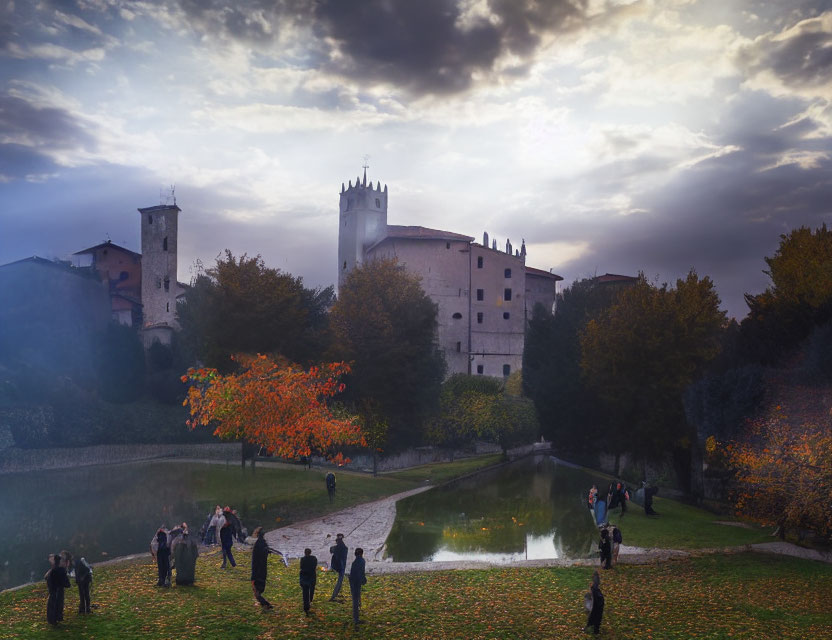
(173, 0, 588, 94)
(738, 12, 832, 90)
(0, 94, 96, 181)
(0, 94, 96, 150)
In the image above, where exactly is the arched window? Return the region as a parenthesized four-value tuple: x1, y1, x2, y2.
(163, 237, 168, 251)
(452, 312, 463, 319)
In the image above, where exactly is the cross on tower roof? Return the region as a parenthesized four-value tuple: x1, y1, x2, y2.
(362, 154, 370, 186)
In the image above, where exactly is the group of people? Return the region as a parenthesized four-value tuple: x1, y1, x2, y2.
(587, 481, 630, 522)
(44, 550, 93, 626)
(150, 520, 200, 586)
(249, 528, 368, 626)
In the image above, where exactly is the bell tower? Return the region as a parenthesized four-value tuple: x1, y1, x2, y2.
(138, 203, 180, 345)
(337, 165, 388, 289)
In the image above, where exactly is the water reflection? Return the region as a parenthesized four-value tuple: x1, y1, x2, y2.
(0, 461, 279, 591)
(385, 456, 602, 563)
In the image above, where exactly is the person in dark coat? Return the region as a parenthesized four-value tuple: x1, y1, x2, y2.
(325, 472, 336, 503)
(155, 529, 171, 587)
(607, 483, 619, 510)
(349, 547, 367, 626)
(643, 481, 659, 515)
(612, 526, 623, 566)
(220, 508, 236, 568)
(75, 557, 93, 614)
(586, 570, 605, 635)
(599, 528, 612, 570)
(250, 527, 273, 609)
(329, 533, 348, 601)
(299, 548, 318, 616)
(173, 529, 199, 585)
(618, 483, 629, 516)
(45, 553, 70, 625)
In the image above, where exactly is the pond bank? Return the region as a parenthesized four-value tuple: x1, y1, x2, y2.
(0, 442, 241, 474)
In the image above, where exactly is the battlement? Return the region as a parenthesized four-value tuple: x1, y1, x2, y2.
(339, 169, 388, 215)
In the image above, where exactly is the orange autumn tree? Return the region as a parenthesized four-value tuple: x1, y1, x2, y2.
(720, 408, 832, 541)
(183, 354, 364, 464)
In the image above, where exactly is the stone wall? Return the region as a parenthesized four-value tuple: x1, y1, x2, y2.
(0, 442, 241, 474)
(313, 441, 502, 473)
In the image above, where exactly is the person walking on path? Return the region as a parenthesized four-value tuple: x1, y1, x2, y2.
(45, 553, 70, 625)
(155, 529, 171, 587)
(599, 528, 612, 570)
(75, 557, 93, 614)
(612, 526, 623, 566)
(220, 508, 236, 569)
(250, 527, 274, 610)
(349, 548, 367, 627)
(329, 533, 349, 601)
(585, 571, 605, 635)
(299, 548, 318, 616)
(326, 472, 336, 503)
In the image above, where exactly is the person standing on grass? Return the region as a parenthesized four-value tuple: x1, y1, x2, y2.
(220, 507, 236, 568)
(250, 527, 274, 609)
(299, 548, 318, 616)
(326, 472, 336, 503)
(75, 557, 93, 614)
(329, 533, 349, 601)
(612, 526, 623, 566)
(586, 570, 605, 635)
(173, 528, 199, 585)
(599, 528, 612, 570)
(349, 547, 367, 626)
(155, 529, 171, 587)
(45, 553, 70, 625)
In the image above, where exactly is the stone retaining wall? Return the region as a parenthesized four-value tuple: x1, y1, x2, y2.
(0, 442, 241, 474)
(320, 441, 502, 473)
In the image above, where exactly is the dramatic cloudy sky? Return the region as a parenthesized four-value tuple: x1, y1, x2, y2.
(1, 0, 830, 318)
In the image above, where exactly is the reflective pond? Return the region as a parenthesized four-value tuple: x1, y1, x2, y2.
(385, 456, 605, 562)
(0, 460, 300, 591)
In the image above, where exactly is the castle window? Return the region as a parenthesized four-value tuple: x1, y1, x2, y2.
(503, 312, 510, 320)
(119, 271, 129, 281)
(503, 364, 511, 377)
(163, 237, 168, 251)
(166, 302, 170, 312)
(477, 256, 483, 269)
(163, 277, 170, 292)
(375, 198, 380, 208)
(456, 341, 461, 352)
(476, 289, 484, 301)
(504, 268, 512, 278)
(477, 312, 483, 324)
(477, 365, 484, 375)
(148, 215, 153, 224)
(446, 242, 450, 249)
(504, 288, 512, 301)
(343, 261, 347, 270)
(452, 312, 462, 319)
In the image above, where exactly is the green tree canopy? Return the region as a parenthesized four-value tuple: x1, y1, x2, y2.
(580, 271, 726, 478)
(330, 258, 445, 447)
(177, 251, 334, 369)
(741, 225, 832, 364)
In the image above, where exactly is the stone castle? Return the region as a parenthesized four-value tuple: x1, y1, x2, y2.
(338, 169, 562, 377)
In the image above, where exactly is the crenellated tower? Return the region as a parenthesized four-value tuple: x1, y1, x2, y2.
(337, 167, 388, 289)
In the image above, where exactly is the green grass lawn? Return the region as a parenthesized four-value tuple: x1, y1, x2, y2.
(196, 454, 504, 529)
(3, 551, 829, 639)
(384, 454, 503, 485)
(606, 496, 773, 550)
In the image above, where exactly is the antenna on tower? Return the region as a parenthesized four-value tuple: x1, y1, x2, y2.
(160, 184, 176, 206)
(362, 154, 370, 185)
